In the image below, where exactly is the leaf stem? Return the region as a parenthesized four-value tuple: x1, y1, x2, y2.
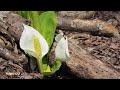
(37, 57, 43, 73)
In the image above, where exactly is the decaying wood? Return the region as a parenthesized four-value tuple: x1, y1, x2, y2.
(20, 73, 43, 79)
(0, 47, 28, 64)
(0, 12, 30, 43)
(0, 36, 13, 50)
(6, 13, 30, 42)
(0, 25, 15, 46)
(0, 12, 29, 64)
(57, 11, 96, 19)
(66, 39, 120, 79)
(57, 17, 120, 39)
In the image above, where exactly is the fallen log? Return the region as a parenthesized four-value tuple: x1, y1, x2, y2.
(66, 39, 120, 79)
(57, 11, 95, 19)
(57, 17, 120, 39)
(49, 36, 120, 79)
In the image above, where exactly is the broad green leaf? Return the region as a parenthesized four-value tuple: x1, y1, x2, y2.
(38, 11, 57, 49)
(27, 11, 40, 31)
(38, 11, 57, 75)
(17, 11, 40, 30)
(17, 11, 29, 19)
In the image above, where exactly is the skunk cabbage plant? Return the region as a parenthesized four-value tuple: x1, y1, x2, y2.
(18, 11, 70, 76)
(55, 32, 70, 62)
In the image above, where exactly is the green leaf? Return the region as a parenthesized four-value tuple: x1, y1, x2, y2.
(16, 11, 29, 19)
(17, 11, 40, 30)
(42, 64, 52, 76)
(43, 64, 51, 72)
(38, 11, 57, 49)
(38, 11, 57, 75)
(43, 60, 62, 76)
(51, 60, 62, 74)
(26, 11, 41, 31)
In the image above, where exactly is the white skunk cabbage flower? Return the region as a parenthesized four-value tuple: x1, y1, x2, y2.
(55, 32, 70, 62)
(20, 24, 49, 59)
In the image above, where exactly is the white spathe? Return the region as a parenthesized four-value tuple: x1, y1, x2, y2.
(55, 33, 70, 62)
(20, 24, 49, 59)
(55, 32, 64, 43)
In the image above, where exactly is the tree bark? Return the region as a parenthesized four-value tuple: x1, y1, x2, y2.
(66, 39, 120, 79)
(57, 17, 120, 39)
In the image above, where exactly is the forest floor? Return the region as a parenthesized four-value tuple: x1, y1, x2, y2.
(1, 11, 120, 79)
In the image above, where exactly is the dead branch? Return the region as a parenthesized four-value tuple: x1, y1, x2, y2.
(57, 17, 120, 39)
(57, 11, 96, 19)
